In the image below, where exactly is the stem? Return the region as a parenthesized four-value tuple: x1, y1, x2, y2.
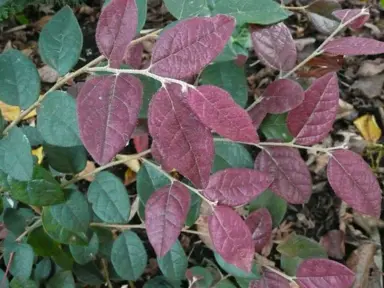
(263, 265, 297, 282)
(15, 218, 42, 242)
(101, 259, 113, 288)
(281, 5, 309, 11)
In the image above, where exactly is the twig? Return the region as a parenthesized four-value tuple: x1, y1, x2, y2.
(101, 259, 113, 288)
(263, 265, 297, 283)
(15, 219, 42, 242)
(4, 24, 28, 34)
(1, 252, 14, 288)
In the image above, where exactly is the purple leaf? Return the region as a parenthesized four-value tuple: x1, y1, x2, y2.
(248, 104, 268, 129)
(208, 205, 254, 272)
(262, 79, 304, 114)
(332, 9, 369, 29)
(296, 258, 355, 288)
(145, 182, 191, 257)
(123, 42, 144, 69)
(96, 0, 138, 68)
(250, 23, 297, 72)
(245, 208, 273, 253)
(148, 84, 214, 188)
(254, 147, 312, 204)
(287, 72, 339, 145)
(324, 37, 384, 56)
(202, 168, 273, 207)
(249, 268, 291, 288)
(77, 75, 142, 165)
(187, 85, 259, 143)
(327, 149, 381, 218)
(150, 15, 235, 79)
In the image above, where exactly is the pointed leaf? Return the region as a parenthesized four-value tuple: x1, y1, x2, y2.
(287, 72, 339, 145)
(163, 0, 210, 19)
(208, 205, 254, 272)
(44, 144, 87, 174)
(69, 233, 99, 265)
(323, 37, 384, 55)
(245, 208, 272, 252)
(249, 268, 290, 288)
(77, 74, 143, 165)
(150, 15, 235, 79)
(332, 9, 369, 29)
(254, 147, 312, 204)
(203, 168, 273, 206)
(96, 0, 138, 68)
(260, 114, 293, 142)
(277, 233, 327, 259)
(327, 149, 381, 218)
(123, 43, 143, 69)
(157, 240, 188, 281)
(212, 141, 253, 173)
(145, 182, 191, 257)
(187, 86, 258, 143)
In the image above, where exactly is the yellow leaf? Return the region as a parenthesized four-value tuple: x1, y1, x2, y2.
(32, 146, 44, 164)
(124, 168, 136, 185)
(353, 114, 382, 143)
(0, 100, 37, 121)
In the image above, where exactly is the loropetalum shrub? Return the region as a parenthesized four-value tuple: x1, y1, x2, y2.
(0, 0, 383, 287)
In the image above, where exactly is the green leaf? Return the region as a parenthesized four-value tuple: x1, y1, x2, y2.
(185, 191, 201, 227)
(137, 0, 147, 33)
(215, 279, 237, 288)
(235, 278, 252, 288)
(69, 233, 99, 265)
(0, 111, 4, 135)
(73, 262, 104, 286)
(4, 208, 34, 236)
(88, 172, 130, 224)
(20, 126, 43, 147)
(0, 127, 33, 181)
(8, 165, 65, 206)
(200, 61, 247, 107)
(111, 231, 147, 280)
(214, 253, 260, 279)
(46, 271, 75, 288)
(276, 233, 327, 259)
(27, 226, 61, 256)
(51, 248, 74, 270)
(136, 162, 171, 219)
(280, 255, 302, 276)
(214, 40, 237, 63)
(0, 170, 10, 191)
(138, 75, 161, 118)
(0, 49, 40, 109)
(212, 141, 253, 173)
(143, 276, 175, 288)
(0, 269, 9, 288)
(157, 240, 187, 281)
(260, 113, 293, 142)
(93, 227, 113, 259)
(9, 278, 38, 288)
(37, 91, 81, 147)
(163, 0, 211, 19)
(44, 144, 87, 174)
(381, 0, 384, 8)
(38, 6, 83, 76)
(4, 243, 34, 278)
(188, 267, 213, 288)
(33, 258, 52, 283)
(249, 189, 287, 227)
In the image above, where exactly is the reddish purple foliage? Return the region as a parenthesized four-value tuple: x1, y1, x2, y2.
(77, 75, 142, 165)
(254, 147, 312, 204)
(324, 37, 384, 55)
(202, 168, 273, 207)
(133, 133, 149, 153)
(327, 149, 382, 218)
(95, 0, 138, 68)
(145, 182, 191, 257)
(320, 230, 345, 259)
(187, 85, 259, 143)
(150, 15, 235, 79)
(250, 23, 297, 72)
(249, 268, 291, 288)
(208, 205, 254, 272)
(245, 208, 272, 252)
(332, 9, 369, 29)
(287, 72, 339, 145)
(123, 42, 144, 69)
(150, 141, 173, 172)
(296, 258, 355, 288)
(248, 104, 268, 129)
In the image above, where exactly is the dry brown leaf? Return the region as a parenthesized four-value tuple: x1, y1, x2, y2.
(351, 74, 384, 99)
(78, 161, 96, 182)
(357, 60, 384, 77)
(38, 65, 59, 83)
(195, 216, 213, 250)
(0, 100, 37, 121)
(353, 114, 382, 143)
(128, 197, 139, 221)
(33, 15, 52, 30)
(32, 146, 44, 165)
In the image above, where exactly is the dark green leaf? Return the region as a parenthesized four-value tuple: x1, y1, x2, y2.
(0, 49, 40, 109)
(143, 276, 175, 288)
(215, 279, 237, 288)
(0, 170, 10, 191)
(20, 126, 43, 147)
(9, 277, 38, 288)
(111, 231, 147, 280)
(0, 197, 3, 215)
(69, 233, 99, 265)
(4, 243, 34, 278)
(212, 141, 253, 173)
(157, 240, 187, 281)
(260, 113, 293, 142)
(138, 75, 161, 118)
(44, 144, 87, 174)
(33, 258, 52, 283)
(27, 226, 61, 256)
(185, 191, 201, 227)
(163, 0, 211, 19)
(280, 255, 302, 276)
(276, 233, 327, 259)
(214, 40, 237, 63)
(0, 111, 4, 135)
(73, 262, 104, 286)
(93, 227, 113, 259)
(51, 248, 74, 270)
(136, 0, 147, 33)
(0, 269, 9, 288)
(38, 6, 83, 75)
(4, 208, 34, 236)
(214, 253, 260, 279)
(46, 271, 75, 288)
(235, 277, 252, 288)
(188, 267, 213, 288)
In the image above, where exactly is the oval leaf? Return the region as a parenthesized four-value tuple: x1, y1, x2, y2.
(4, 243, 34, 279)
(332, 9, 369, 29)
(323, 37, 384, 56)
(149, 15, 235, 79)
(203, 168, 273, 206)
(77, 74, 143, 165)
(163, 0, 210, 19)
(277, 233, 327, 259)
(214, 253, 260, 279)
(44, 144, 87, 174)
(327, 149, 381, 218)
(248, 104, 268, 129)
(96, 0, 138, 68)
(245, 208, 272, 252)
(254, 147, 312, 204)
(208, 205, 254, 272)
(69, 233, 99, 265)
(212, 141, 253, 173)
(287, 72, 339, 145)
(249, 268, 290, 288)
(145, 182, 191, 257)
(157, 240, 188, 281)
(46, 271, 75, 288)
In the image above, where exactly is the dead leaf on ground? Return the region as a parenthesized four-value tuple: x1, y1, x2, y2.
(38, 65, 59, 83)
(351, 74, 384, 99)
(337, 99, 357, 120)
(319, 230, 345, 259)
(353, 114, 382, 143)
(195, 216, 213, 250)
(357, 60, 384, 77)
(78, 161, 96, 182)
(0, 100, 37, 121)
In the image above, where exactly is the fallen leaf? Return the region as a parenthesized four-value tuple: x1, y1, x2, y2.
(357, 60, 384, 77)
(346, 243, 376, 288)
(78, 161, 96, 182)
(196, 216, 213, 250)
(38, 65, 59, 83)
(353, 114, 382, 143)
(123, 168, 136, 185)
(129, 197, 139, 221)
(351, 74, 384, 99)
(319, 230, 345, 259)
(31, 146, 44, 164)
(0, 100, 37, 121)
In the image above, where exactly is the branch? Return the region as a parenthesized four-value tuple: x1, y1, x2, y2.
(15, 218, 42, 242)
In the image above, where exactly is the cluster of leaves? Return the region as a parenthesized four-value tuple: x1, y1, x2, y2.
(0, 0, 383, 287)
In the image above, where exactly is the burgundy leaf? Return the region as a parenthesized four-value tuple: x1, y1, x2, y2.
(254, 147, 312, 204)
(262, 79, 304, 114)
(245, 208, 272, 252)
(203, 168, 273, 207)
(250, 23, 297, 72)
(287, 72, 339, 145)
(249, 268, 290, 288)
(133, 133, 149, 153)
(96, 0, 138, 68)
(123, 42, 144, 69)
(324, 37, 384, 56)
(150, 15, 235, 79)
(332, 9, 369, 29)
(296, 258, 355, 288)
(150, 141, 173, 172)
(145, 182, 191, 257)
(208, 206, 254, 272)
(148, 84, 214, 188)
(319, 230, 345, 259)
(248, 104, 268, 129)
(327, 149, 381, 218)
(77, 75, 142, 165)
(187, 85, 259, 143)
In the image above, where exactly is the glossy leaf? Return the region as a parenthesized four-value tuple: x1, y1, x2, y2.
(287, 72, 339, 145)
(203, 168, 273, 206)
(324, 37, 384, 55)
(44, 144, 87, 174)
(69, 233, 99, 265)
(277, 233, 327, 259)
(250, 23, 296, 72)
(145, 182, 191, 257)
(260, 114, 293, 142)
(245, 208, 272, 252)
(46, 271, 75, 288)
(157, 240, 188, 281)
(38, 6, 83, 75)
(163, 0, 210, 19)
(332, 9, 369, 29)
(212, 141, 253, 173)
(27, 226, 61, 257)
(77, 74, 143, 165)
(0, 49, 40, 109)
(327, 149, 381, 218)
(249, 268, 290, 288)
(96, 0, 138, 68)
(4, 243, 34, 278)
(254, 147, 312, 204)
(214, 253, 260, 279)
(209, 205, 254, 272)
(188, 86, 259, 143)
(150, 15, 235, 79)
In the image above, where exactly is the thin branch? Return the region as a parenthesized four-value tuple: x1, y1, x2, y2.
(1, 252, 14, 288)
(263, 265, 297, 283)
(15, 218, 42, 242)
(281, 5, 309, 11)
(101, 259, 113, 288)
